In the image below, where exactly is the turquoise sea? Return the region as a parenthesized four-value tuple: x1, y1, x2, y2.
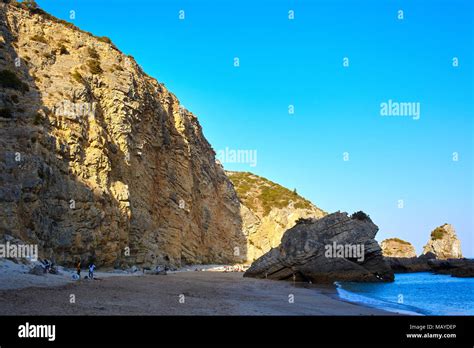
(336, 272, 474, 315)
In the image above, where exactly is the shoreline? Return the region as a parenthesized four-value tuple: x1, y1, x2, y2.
(335, 272, 474, 316)
(335, 282, 424, 316)
(0, 264, 398, 316)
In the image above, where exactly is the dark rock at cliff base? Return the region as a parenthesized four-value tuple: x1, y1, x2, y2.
(28, 265, 45, 276)
(243, 211, 394, 283)
(384, 257, 431, 273)
(428, 259, 474, 278)
(385, 254, 474, 278)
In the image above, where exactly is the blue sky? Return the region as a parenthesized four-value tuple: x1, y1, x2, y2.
(36, 0, 473, 256)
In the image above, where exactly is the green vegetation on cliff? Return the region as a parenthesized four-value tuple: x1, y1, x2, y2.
(431, 225, 447, 240)
(227, 171, 321, 216)
(0, 69, 29, 92)
(384, 237, 411, 245)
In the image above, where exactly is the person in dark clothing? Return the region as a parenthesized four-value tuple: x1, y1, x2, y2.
(76, 261, 81, 279)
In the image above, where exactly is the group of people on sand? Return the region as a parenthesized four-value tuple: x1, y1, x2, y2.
(75, 260, 96, 280)
(223, 265, 245, 272)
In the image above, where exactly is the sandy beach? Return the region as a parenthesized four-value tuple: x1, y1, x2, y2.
(0, 267, 396, 315)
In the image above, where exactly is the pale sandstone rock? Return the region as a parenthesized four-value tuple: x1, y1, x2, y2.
(226, 171, 326, 262)
(422, 224, 463, 259)
(381, 238, 416, 258)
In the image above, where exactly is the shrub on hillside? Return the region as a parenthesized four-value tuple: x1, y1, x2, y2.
(30, 34, 47, 44)
(431, 227, 446, 240)
(0, 108, 13, 118)
(87, 60, 102, 74)
(58, 44, 69, 55)
(71, 70, 83, 83)
(0, 69, 29, 92)
(295, 217, 315, 225)
(33, 112, 43, 125)
(351, 211, 370, 221)
(10, 94, 19, 104)
(386, 238, 411, 245)
(98, 36, 112, 44)
(87, 47, 100, 59)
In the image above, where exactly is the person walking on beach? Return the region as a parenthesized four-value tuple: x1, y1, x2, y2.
(88, 263, 96, 280)
(76, 260, 81, 279)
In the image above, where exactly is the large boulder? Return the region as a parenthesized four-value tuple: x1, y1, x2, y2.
(422, 224, 462, 259)
(381, 238, 416, 258)
(244, 211, 394, 283)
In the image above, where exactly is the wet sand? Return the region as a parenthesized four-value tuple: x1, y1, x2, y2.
(0, 272, 395, 315)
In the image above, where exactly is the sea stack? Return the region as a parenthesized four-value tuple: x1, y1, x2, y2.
(422, 224, 463, 259)
(381, 238, 416, 258)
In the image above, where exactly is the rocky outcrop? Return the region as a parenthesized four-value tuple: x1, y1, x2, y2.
(227, 171, 326, 262)
(422, 224, 462, 259)
(0, 3, 246, 268)
(428, 259, 474, 278)
(384, 224, 465, 275)
(385, 254, 474, 278)
(384, 256, 431, 273)
(381, 238, 416, 258)
(386, 256, 474, 277)
(244, 211, 394, 283)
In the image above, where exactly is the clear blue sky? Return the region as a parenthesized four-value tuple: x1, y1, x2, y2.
(36, 0, 473, 256)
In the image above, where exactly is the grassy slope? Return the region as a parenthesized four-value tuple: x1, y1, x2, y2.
(226, 171, 324, 216)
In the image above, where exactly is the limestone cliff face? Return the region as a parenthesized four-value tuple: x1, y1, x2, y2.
(422, 224, 462, 259)
(226, 171, 326, 262)
(0, 3, 245, 267)
(381, 238, 416, 258)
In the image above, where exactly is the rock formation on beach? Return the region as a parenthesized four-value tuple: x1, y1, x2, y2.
(0, 3, 246, 268)
(422, 224, 462, 259)
(427, 258, 474, 278)
(244, 211, 394, 283)
(226, 171, 326, 262)
(384, 256, 432, 273)
(383, 224, 471, 277)
(385, 255, 474, 278)
(381, 238, 416, 258)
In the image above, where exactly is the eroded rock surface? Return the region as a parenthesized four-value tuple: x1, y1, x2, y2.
(422, 224, 462, 259)
(381, 238, 416, 258)
(0, 3, 246, 268)
(244, 212, 394, 283)
(227, 171, 326, 262)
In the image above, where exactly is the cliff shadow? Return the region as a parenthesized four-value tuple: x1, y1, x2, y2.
(0, 3, 130, 268)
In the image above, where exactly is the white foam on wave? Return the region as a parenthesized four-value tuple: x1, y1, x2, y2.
(335, 282, 424, 316)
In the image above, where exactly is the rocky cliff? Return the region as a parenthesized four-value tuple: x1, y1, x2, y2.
(422, 224, 462, 259)
(0, 3, 246, 268)
(244, 211, 394, 283)
(226, 171, 326, 262)
(381, 238, 416, 258)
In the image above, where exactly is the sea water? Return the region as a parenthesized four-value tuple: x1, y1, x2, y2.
(336, 272, 474, 315)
